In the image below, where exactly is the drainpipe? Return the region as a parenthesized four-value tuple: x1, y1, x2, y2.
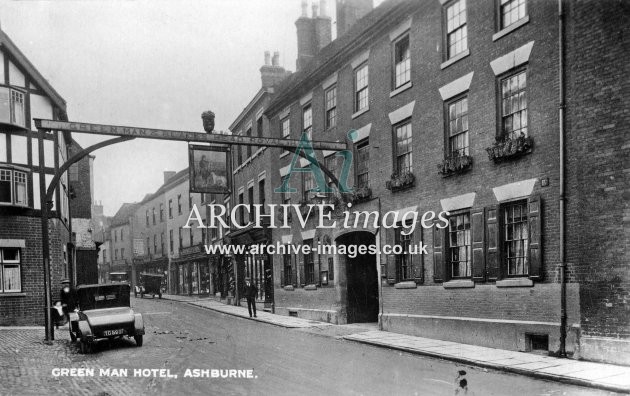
(558, 0, 567, 358)
(377, 197, 383, 330)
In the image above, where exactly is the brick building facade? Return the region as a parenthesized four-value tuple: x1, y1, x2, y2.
(258, 0, 628, 364)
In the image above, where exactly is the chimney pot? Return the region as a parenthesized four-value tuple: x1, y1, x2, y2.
(301, 0, 308, 17)
(264, 51, 271, 66)
(272, 51, 280, 66)
(312, 3, 319, 17)
(320, 0, 328, 17)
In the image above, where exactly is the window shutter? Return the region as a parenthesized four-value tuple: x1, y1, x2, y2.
(412, 227, 424, 284)
(385, 227, 397, 284)
(528, 195, 543, 280)
(432, 225, 445, 283)
(292, 255, 298, 287)
(280, 269, 285, 287)
(486, 205, 501, 281)
(471, 209, 486, 282)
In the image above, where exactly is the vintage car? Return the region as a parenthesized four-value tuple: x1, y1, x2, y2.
(109, 271, 129, 283)
(135, 273, 164, 299)
(69, 283, 144, 353)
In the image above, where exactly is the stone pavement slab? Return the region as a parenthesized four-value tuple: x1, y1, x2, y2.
(160, 294, 630, 394)
(344, 330, 630, 394)
(161, 294, 333, 329)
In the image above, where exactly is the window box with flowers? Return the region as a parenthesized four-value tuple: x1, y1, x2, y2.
(348, 186, 372, 204)
(486, 133, 534, 163)
(438, 153, 473, 177)
(385, 171, 415, 192)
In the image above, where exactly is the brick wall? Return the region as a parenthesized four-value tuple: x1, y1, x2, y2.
(0, 215, 69, 326)
(68, 143, 92, 220)
(564, 0, 630, 340)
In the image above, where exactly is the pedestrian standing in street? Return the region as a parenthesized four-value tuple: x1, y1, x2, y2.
(243, 278, 258, 318)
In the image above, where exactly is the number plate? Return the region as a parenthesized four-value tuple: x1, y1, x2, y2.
(103, 329, 125, 336)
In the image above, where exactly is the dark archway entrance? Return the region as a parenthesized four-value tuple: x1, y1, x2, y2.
(338, 231, 379, 323)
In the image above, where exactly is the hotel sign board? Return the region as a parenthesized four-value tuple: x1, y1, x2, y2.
(34, 119, 347, 151)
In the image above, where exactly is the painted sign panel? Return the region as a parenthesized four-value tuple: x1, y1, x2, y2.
(189, 144, 230, 194)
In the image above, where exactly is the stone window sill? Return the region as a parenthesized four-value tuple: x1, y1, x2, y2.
(280, 151, 290, 158)
(0, 292, 26, 298)
(394, 281, 417, 289)
(352, 107, 370, 119)
(443, 279, 474, 289)
(390, 82, 412, 98)
(496, 278, 533, 288)
(283, 285, 294, 291)
(304, 284, 318, 290)
(493, 16, 530, 42)
(440, 49, 470, 70)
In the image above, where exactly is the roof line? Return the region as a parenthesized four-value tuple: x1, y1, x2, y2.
(0, 28, 67, 112)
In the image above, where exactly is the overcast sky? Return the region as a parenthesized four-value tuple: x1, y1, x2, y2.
(0, 0, 382, 215)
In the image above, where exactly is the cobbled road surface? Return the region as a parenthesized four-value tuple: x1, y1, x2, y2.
(0, 297, 619, 396)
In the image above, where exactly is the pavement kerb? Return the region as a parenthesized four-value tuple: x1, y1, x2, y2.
(342, 337, 630, 394)
(159, 295, 300, 329)
(158, 294, 630, 394)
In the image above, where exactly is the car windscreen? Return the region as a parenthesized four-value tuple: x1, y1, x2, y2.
(77, 285, 130, 310)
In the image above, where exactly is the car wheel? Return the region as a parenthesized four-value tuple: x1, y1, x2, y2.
(134, 335, 143, 347)
(159, 292, 162, 299)
(140, 293, 144, 298)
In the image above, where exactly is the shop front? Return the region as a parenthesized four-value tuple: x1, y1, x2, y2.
(228, 224, 273, 309)
(172, 243, 211, 295)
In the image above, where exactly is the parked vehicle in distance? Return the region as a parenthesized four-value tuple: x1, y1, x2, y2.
(135, 273, 164, 299)
(68, 283, 144, 354)
(109, 272, 129, 283)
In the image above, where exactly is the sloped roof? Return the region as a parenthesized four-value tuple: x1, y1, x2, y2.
(110, 202, 140, 227)
(266, 0, 420, 116)
(138, 167, 189, 205)
(0, 28, 67, 117)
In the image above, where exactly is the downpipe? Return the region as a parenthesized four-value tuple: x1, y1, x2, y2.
(558, 0, 568, 358)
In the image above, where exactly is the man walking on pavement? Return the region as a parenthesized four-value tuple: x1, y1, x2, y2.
(243, 278, 258, 318)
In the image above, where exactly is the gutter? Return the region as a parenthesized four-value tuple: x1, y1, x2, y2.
(558, 0, 567, 357)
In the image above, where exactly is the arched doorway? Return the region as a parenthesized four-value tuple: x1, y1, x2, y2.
(336, 231, 379, 323)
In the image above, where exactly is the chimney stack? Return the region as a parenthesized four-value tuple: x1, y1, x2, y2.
(296, 0, 331, 70)
(260, 51, 291, 88)
(295, 1, 317, 70)
(314, 0, 332, 51)
(336, 0, 373, 38)
(163, 171, 176, 184)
